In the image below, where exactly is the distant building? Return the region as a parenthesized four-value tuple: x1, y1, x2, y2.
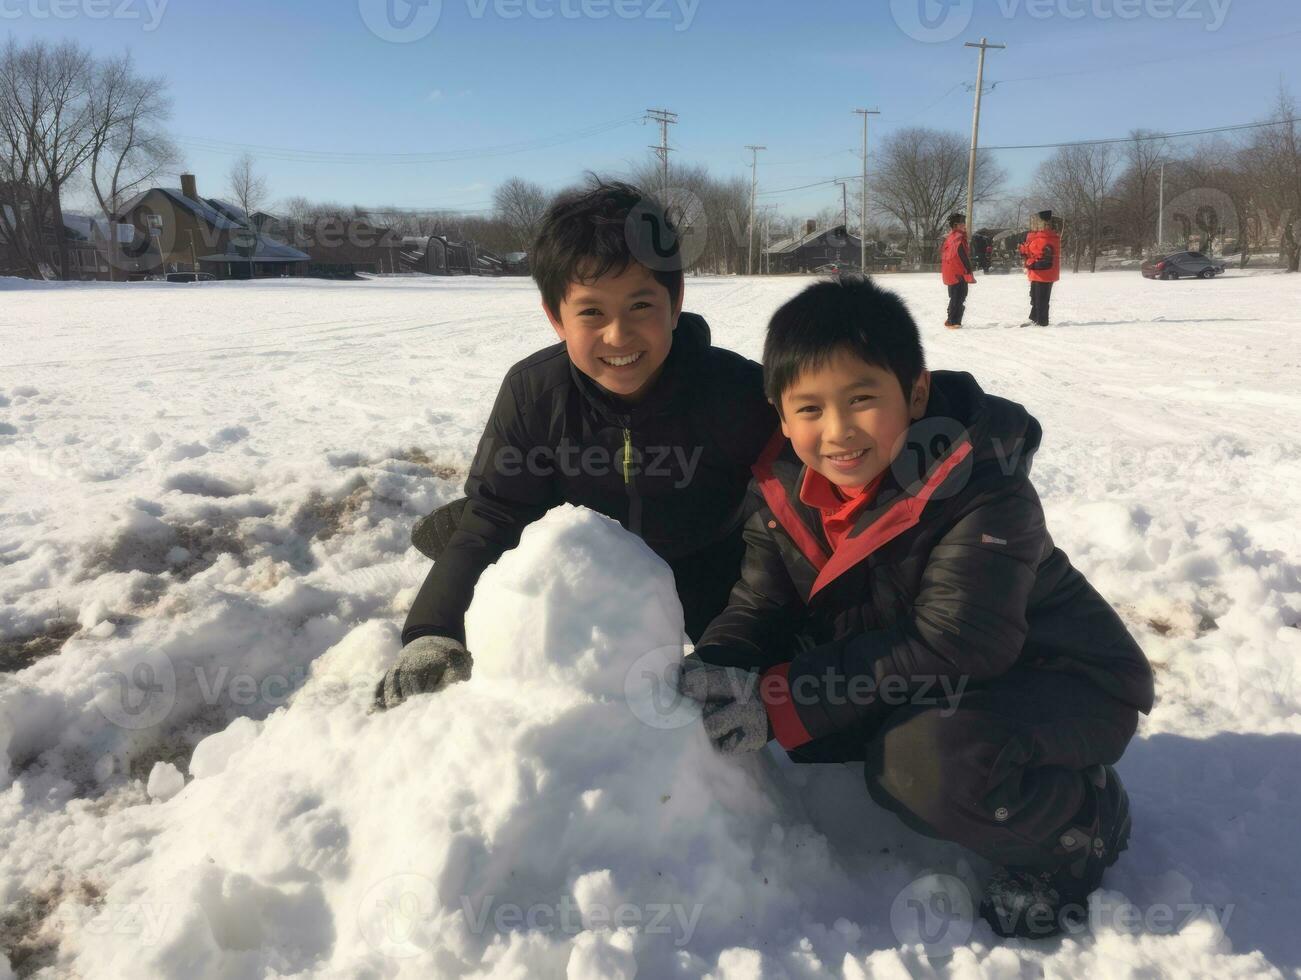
(766, 221, 866, 274)
(402, 235, 484, 276)
(113, 173, 309, 279)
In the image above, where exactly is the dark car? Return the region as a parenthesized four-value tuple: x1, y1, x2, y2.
(166, 271, 216, 283)
(1141, 251, 1226, 280)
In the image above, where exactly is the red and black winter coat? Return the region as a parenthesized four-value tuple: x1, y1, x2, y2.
(693, 371, 1154, 750)
(1020, 229, 1061, 283)
(941, 229, 976, 286)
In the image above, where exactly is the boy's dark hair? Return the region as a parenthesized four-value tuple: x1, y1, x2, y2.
(763, 276, 926, 411)
(948, 212, 966, 228)
(531, 177, 685, 319)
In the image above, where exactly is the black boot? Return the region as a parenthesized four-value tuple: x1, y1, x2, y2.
(980, 764, 1132, 939)
(410, 498, 469, 561)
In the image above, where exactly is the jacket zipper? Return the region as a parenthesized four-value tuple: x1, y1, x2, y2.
(623, 426, 643, 536)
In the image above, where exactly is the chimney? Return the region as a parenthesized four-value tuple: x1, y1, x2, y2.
(180, 173, 198, 200)
(805, 219, 816, 235)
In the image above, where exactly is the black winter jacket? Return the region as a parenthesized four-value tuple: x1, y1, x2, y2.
(695, 371, 1155, 745)
(403, 313, 777, 645)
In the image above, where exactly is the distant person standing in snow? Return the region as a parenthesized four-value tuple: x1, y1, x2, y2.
(374, 179, 777, 711)
(940, 212, 976, 329)
(1019, 210, 1061, 327)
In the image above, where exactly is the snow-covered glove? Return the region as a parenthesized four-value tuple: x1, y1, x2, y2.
(677, 659, 772, 755)
(373, 636, 472, 711)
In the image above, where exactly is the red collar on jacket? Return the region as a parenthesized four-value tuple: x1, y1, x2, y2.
(798, 466, 885, 553)
(753, 429, 974, 599)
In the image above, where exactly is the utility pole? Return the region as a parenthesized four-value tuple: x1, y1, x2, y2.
(853, 108, 880, 272)
(835, 180, 849, 233)
(1157, 161, 1165, 251)
(745, 145, 766, 275)
(645, 109, 678, 199)
(963, 38, 1005, 236)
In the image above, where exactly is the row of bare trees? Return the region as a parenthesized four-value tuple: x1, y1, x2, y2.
(0, 37, 175, 279)
(1025, 89, 1301, 273)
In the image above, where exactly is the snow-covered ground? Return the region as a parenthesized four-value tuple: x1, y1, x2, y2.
(1, 269, 1298, 978)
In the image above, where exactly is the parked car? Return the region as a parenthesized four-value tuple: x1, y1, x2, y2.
(1141, 251, 1226, 280)
(812, 263, 842, 276)
(166, 271, 216, 283)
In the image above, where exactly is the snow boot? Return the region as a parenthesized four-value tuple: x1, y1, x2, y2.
(410, 498, 469, 561)
(944, 322, 962, 330)
(980, 764, 1131, 940)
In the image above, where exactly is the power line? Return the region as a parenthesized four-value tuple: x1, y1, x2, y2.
(983, 116, 1300, 151)
(173, 114, 644, 165)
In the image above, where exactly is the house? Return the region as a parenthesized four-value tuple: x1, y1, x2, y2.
(401, 235, 484, 276)
(766, 221, 867, 274)
(266, 215, 405, 278)
(113, 173, 309, 279)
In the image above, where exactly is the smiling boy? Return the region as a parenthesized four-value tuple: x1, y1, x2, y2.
(375, 179, 776, 711)
(679, 276, 1154, 938)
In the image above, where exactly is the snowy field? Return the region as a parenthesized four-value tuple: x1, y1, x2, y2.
(1, 269, 1299, 978)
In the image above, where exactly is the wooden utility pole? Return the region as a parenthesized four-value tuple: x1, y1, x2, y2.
(746, 145, 766, 275)
(645, 109, 678, 198)
(853, 108, 880, 272)
(963, 38, 1005, 234)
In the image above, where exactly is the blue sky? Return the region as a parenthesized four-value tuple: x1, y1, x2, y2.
(8, 0, 1300, 218)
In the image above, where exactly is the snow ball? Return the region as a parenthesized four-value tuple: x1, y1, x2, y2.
(189, 716, 263, 779)
(147, 761, 185, 802)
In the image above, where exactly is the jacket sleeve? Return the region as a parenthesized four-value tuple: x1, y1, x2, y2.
(692, 505, 805, 671)
(765, 478, 1047, 748)
(1028, 244, 1055, 271)
(958, 241, 974, 276)
(401, 373, 558, 646)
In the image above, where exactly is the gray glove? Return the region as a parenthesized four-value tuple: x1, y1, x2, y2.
(677, 660, 772, 755)
(373, 636, 472, 711)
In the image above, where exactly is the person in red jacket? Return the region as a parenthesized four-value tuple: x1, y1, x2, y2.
(1018, 209, 1061, 327)
(940, 212, 976, 329)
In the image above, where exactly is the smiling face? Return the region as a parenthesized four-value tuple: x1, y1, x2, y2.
(778, 348, 930, 492)
(544, 261, 682, 402)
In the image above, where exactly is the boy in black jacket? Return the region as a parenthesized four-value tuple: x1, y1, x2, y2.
(678, 276, 1154, 939)
(374, 180, 776, 711)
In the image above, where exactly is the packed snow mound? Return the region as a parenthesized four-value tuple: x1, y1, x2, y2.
(46, 506, 865, 977)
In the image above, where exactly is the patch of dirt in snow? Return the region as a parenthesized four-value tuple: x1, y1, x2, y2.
(0, 620, 78, 674)
(0, 878, 103, 977)
(82, 519, 247, 581)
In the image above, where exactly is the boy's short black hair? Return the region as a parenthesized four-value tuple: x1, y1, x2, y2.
(948, 212, 966, 228)
(763, 276, 926, 411)
(531, 177, 685, 319)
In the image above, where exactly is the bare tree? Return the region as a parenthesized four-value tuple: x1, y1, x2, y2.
(1036, 143, 1118, 272)
(227, 151, 268, 220)
(874, 127, 1006, 263)
(492, 177, 548, 252)
(1245, 87, 1301, 272)
(87, 53, 176, 277)
(0, 38, 98, 279)
(1112, 130, 1170, 256)
(226, 152, 267, 278)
